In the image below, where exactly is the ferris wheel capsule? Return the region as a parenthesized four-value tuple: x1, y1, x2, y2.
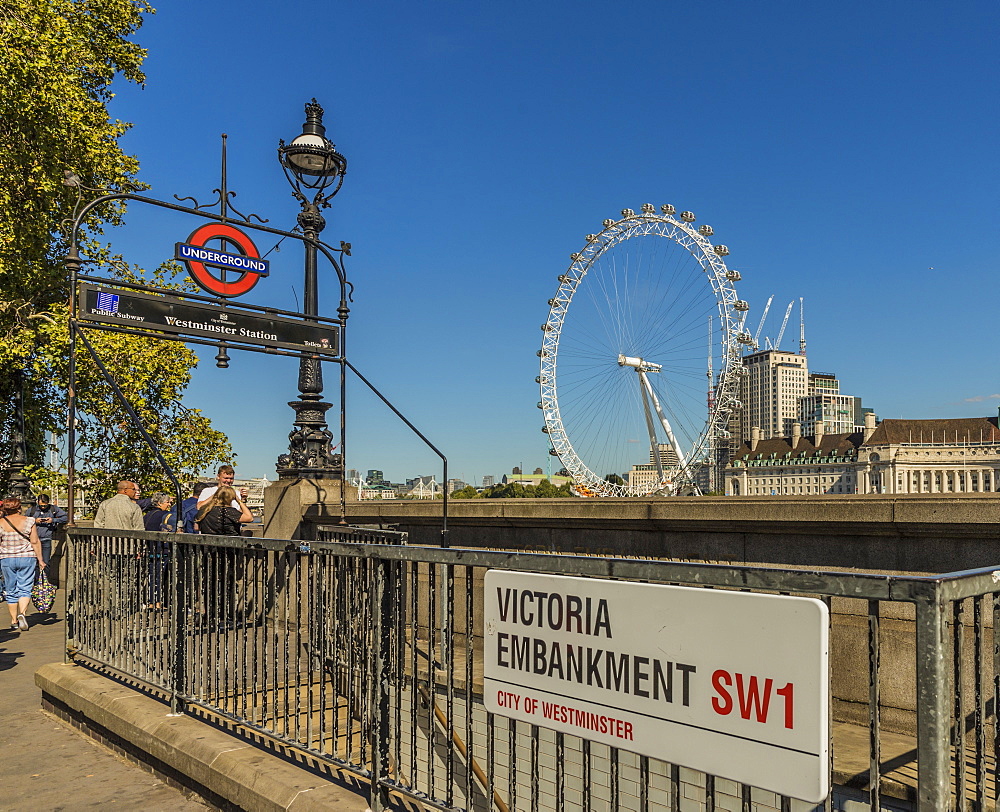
(733, 300, 749, 311)
(714, 245, 730, 256)
(726, 269, 741, 281)
(641, 203, 655, 214)
(699, 225, 714, 236)
(621, 208, 635, 218)
(661, 204, 675, 215)
(680, 211, 696, 222)
(737, 332, 754, 344)
(586, 234, 597, 242)
(603, 219, 615, 227)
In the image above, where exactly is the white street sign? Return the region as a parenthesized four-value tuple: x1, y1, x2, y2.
(483, 571, 829, 803)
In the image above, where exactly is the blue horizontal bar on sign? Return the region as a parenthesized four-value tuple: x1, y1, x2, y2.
(175, 242, 270, 276)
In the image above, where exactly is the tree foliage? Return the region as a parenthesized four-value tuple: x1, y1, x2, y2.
(451, 479, 575, 499)
(0, 0, 150, 301)
(0, 1, 233, 506)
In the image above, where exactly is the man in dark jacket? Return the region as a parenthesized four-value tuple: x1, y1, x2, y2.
(27, 493, 67, 571)
(181, 482, 208, 534)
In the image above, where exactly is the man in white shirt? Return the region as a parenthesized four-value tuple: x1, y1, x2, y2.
(197, 465, 248, 509)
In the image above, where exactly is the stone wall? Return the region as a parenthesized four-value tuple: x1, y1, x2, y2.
(314, 493, 1000, 574)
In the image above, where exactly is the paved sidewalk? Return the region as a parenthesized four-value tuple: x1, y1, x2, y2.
(0, 592, 212, 811)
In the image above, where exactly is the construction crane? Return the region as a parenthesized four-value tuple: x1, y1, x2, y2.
(798, 297, 806, 355)
(773, 301, 794, 350)
(752, 295, 773, 350)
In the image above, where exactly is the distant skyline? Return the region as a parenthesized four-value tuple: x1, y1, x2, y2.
(98, 1, 998, 482)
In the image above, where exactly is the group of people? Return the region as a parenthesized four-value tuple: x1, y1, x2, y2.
(93, 465, 254, 536)
(2, 466, 254, 627)
(92, 466, 254, 610)
(1, 493, 66, 632)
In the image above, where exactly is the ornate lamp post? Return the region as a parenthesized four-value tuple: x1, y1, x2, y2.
(275, 100, 347, 479)
(3, 369, 34, 502)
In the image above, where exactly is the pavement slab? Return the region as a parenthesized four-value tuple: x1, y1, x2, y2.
(0, 593, 211, 811)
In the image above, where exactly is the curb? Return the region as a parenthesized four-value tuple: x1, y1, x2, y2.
(36, 662, 374, 812)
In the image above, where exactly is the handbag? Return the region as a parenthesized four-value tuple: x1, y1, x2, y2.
(31, 568, 57, 613)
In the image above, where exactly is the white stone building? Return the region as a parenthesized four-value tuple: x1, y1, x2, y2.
(626, 444, 680, 493)
(725, 414, 1000, 496)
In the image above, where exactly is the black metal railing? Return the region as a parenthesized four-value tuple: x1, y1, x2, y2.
(66, 528, 1000, 811)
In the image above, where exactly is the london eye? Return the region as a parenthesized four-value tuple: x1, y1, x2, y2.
(538, 204, 749, 496)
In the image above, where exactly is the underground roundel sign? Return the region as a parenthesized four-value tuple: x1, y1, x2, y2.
(175, 223, 270, 297)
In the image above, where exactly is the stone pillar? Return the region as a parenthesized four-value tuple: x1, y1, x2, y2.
(263, 478, 359, 541)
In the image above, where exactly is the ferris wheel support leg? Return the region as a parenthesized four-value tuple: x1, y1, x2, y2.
(638, 370, 687, 471)
(638, 375, 666, 481)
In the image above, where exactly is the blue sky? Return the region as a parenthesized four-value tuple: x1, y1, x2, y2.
(104, 1, 1000, 483)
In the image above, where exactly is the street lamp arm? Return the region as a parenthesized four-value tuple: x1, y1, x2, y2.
(314, 238, 353, 303)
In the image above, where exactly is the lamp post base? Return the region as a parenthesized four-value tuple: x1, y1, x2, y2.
(2, 464, 33, 503)
(275, 398, 343, 480)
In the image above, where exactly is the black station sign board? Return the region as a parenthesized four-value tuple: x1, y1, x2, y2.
(78, 283, 339, 357)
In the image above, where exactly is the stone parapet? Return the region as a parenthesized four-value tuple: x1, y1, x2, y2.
(332, 494, 1000, 573)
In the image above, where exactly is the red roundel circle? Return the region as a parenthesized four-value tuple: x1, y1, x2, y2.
(183, 223, 264, 297)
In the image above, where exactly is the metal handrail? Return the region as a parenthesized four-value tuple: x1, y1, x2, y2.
(64, 528, 1000, 811)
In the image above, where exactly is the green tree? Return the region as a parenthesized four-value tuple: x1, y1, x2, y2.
(450, 485, 479, 499)
(475, 479, 577, 499)
(533, 478, 558, 497)
(604, 473, 625, 486)
(0, 1, 232, 506)
(482, 482, 526, 499)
